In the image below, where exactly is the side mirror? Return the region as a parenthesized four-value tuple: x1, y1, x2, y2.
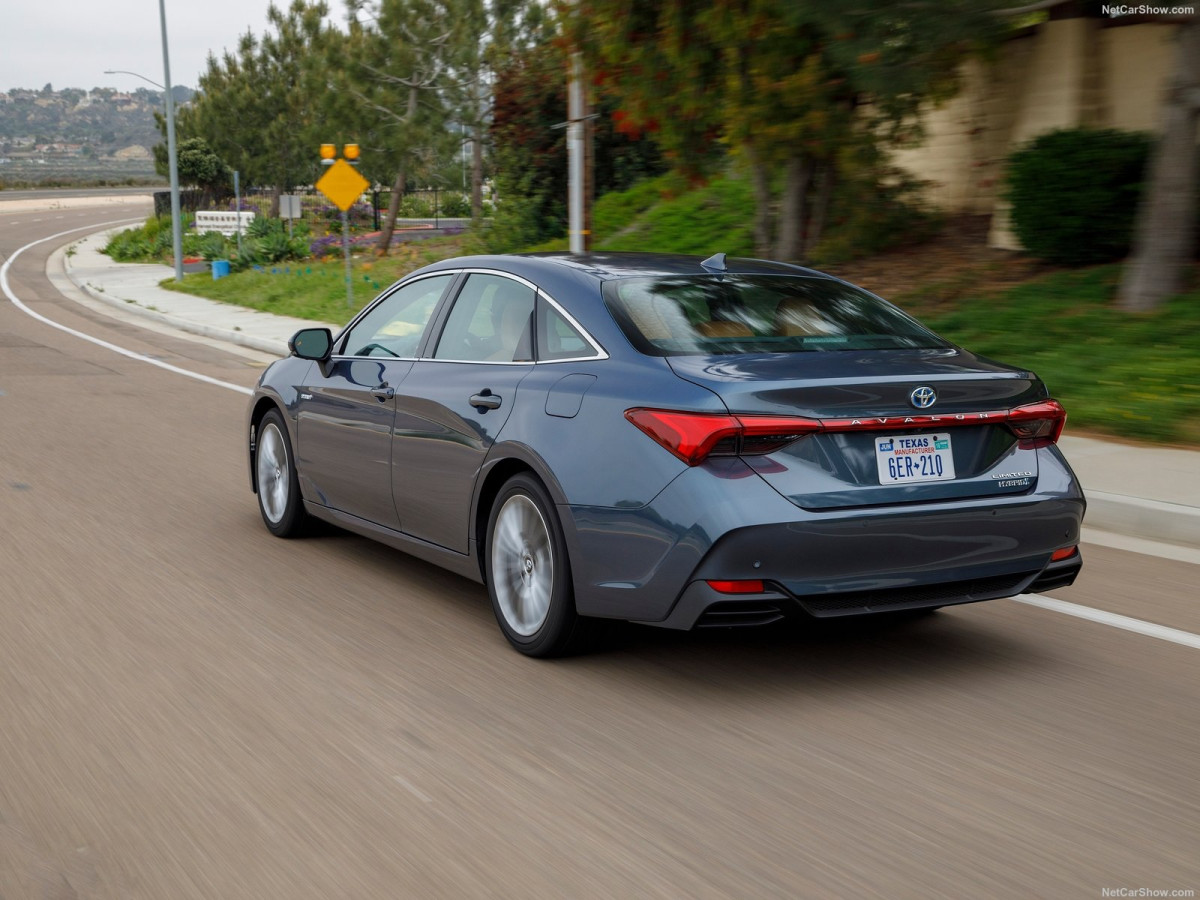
(290, 327, 332, 361)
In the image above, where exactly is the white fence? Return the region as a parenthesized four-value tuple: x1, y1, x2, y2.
(194, 210, 255, 236)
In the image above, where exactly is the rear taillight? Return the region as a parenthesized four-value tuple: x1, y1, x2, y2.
(626, 399, 1066, 465)
(624, 409, 821, 466)
(1006, 400, 1067, 449)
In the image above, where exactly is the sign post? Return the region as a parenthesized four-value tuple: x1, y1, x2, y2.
(315, 144, 368, 308)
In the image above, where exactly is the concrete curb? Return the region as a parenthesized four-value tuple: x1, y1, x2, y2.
(1084, 492, 1200, 551)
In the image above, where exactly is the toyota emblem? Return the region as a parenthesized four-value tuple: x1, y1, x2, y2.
(910, 386, 937, 409)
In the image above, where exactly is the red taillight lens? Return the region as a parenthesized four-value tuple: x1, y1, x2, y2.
(625, 409, 821, 466)
(706, 579, 766, 594)
(1007, 399, 1067, 449)
(627, 399, 1065, 464)
(1051, 545, 1078, 562)
(624, 409, 742, 465)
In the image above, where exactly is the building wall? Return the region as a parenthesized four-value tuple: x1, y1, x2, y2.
(890, 19, 1182, 249)
(1103, 24, 1176, 131)
(891, 38, 1034, 216)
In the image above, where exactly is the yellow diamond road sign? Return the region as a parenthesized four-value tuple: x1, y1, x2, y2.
(316, 158, 370, 212)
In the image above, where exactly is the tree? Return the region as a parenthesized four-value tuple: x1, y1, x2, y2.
(569, 0, 998, 261)
(155, 136, 232, 204)
(339, 0, 458, 252)
(442, 0, 552, 219)
(489, 18, 665, 247)
(183, 1, 334, 215)
(1118, 14, 1200, 312)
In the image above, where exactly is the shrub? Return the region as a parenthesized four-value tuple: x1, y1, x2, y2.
(1005, 128, 1151, 266)
(197, 231, 230, 261)
(438, 193, 471, 217)
(398, 194, 435, 217)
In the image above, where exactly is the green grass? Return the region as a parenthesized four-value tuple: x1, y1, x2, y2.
(160, 236, 467, 326)
(597, 175, 755, 256)
(521, 173, 755, 255)
(918, 265, 1200, 445)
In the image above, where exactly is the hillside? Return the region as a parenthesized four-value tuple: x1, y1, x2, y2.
(0, 84, 193, 185)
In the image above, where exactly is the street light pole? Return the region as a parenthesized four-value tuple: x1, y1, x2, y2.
(104, 69, 164, 90)
(157, 0, 184, 282)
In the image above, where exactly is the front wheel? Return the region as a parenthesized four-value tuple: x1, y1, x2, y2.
(255, 409, 309, 537)
(485, 473, 592, 657)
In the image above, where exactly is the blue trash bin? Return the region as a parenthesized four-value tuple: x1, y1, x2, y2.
(212, 259, 231, 280)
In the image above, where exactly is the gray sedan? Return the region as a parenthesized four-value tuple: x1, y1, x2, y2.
(247, 252, 1084, 656)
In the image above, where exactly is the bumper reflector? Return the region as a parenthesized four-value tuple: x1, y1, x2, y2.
(706, 579, 766, 594)
(1051, 546, 1079, 562)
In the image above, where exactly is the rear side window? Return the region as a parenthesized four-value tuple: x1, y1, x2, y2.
(603, 275, 950, 356)
(536, 300, 592, 361)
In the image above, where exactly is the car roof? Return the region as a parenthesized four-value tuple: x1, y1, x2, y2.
(522, 252, 831, 281)
(417, 252, 833, 283)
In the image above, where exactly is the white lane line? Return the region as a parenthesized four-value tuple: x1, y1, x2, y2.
(1014, 594, 1200, 650)
(1, 221, 253, 396)
(391, 774, 434, 803)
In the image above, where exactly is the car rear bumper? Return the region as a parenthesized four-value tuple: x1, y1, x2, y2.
(648, 549, 1082, 630)
(564, 449, 1084, 627)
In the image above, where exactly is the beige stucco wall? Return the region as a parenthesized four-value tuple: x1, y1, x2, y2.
(891, 38, 1034, 216)
(1103, 24, 1176, 131)
(988, 17, 1099, 249)
(890, 19, 1180, 250)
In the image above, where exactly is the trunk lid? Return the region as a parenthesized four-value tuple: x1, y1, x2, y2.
(668, 348, 1049, 509)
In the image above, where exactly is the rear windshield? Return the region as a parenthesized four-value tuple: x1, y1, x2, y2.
(603, 275, 950, 356)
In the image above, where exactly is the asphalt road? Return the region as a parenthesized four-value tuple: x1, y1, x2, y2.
(1, 205, 1198, 899)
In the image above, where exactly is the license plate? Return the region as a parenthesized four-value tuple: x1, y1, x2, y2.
(875, 433, 956, 484)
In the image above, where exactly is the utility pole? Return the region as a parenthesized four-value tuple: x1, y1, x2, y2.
(566, 53, 593, 254)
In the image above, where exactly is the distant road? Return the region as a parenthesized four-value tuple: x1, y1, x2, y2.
(0, 185, 160, 203)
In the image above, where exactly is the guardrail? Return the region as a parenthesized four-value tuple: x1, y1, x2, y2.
(194, 210, 255, 236)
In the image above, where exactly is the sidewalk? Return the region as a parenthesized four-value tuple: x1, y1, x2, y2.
(61, 228, 336, 357)
(57, 226, 1200, 552)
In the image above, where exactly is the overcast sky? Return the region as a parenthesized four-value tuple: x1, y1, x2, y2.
(1, 0, 313, 93)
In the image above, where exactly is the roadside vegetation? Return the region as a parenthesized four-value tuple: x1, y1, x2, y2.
(104, 215, 313, 268)
(157, 235, 467, 324)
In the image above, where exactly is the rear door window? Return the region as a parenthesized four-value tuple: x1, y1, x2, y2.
(433, 273, 535, 363)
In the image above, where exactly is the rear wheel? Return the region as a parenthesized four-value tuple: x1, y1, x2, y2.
(255, 409, 309, 537)
(486, 473, 592, 657)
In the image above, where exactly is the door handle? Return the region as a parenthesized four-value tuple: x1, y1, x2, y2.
(371, 383, 394, 401)
(470, 390, 502, 411)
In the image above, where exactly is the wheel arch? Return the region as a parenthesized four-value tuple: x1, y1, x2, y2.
(248, 394, 290, 493)
(472, 444, 571, 584)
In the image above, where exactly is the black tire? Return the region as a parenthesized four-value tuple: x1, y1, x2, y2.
(485, 473, 593, 657)
(254, 409, 309, 537)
